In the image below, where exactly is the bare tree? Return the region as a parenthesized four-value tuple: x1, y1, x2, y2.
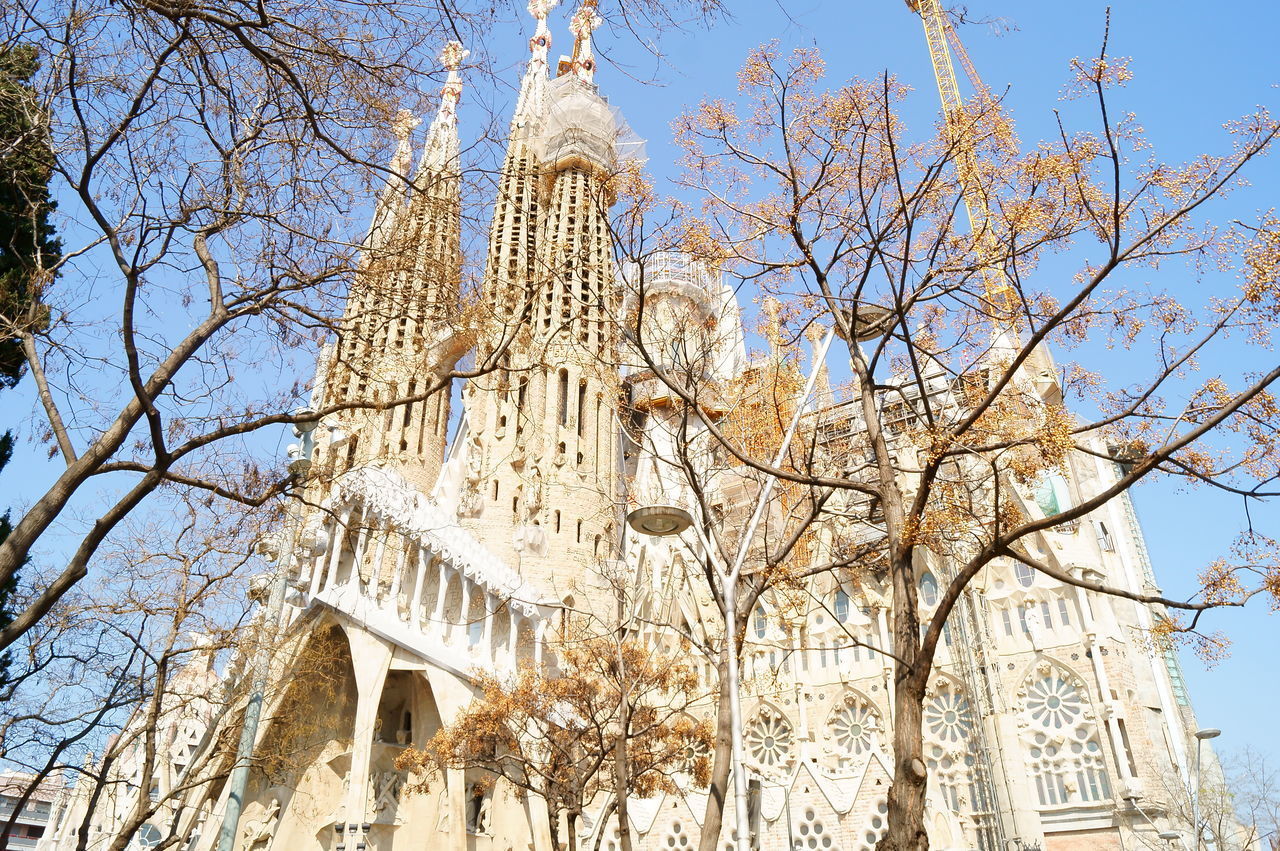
(0, 0, 728, 657)
(607, 35, 1280, 851)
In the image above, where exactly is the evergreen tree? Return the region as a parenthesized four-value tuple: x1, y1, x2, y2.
(0, 44, 60, 682)
(0, 43, 58, 387)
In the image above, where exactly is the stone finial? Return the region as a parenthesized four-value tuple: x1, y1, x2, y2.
(762, 296, 783, 355)
(528, 0, 558, 63)
(438, 40, 468, 119)
(389, 109, 419, 176)
(567, 0, 603, 82)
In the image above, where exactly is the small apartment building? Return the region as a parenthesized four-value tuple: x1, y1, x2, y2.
(0, 774, 59, 851)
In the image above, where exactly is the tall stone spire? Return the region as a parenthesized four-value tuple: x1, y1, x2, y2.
(362, 110, 418, 263)
(316, 44, 466, 493)
(456, 0, 624, 603)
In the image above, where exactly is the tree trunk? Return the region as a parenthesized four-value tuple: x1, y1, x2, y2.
(698, 654, 733, 851)
(879, 670, 929, 851)
(878, 554, 929, 851)
(549, 805, 562, 851)
(616, 709, 634, 851)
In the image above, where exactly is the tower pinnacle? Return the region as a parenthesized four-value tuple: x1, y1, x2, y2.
(564, 0, 602, 82)
(513, 0, 559, 126)
(528, 0, 556, 66)
(416, 40, 467, 177)
(363, 109, 419, 260)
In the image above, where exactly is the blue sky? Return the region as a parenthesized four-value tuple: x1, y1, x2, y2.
(1, 0, 1275, 779)
(578, 0, 1280, 765)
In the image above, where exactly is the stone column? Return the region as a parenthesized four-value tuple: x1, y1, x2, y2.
(480, 591, 495, 662)
(446, 766, 468, 851)
(409, 547, 427, 629)
(432, 558, 449, 635)
(533, 619, 547, 668)
(317, 508, 352, 595)
(458, 580, 472, 648)
(343, 628, 394, 833)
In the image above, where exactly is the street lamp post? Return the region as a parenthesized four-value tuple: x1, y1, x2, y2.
(1191, 727, 1221, 851)
(629, 325, 838, 851)
(216, 408, 319, 851)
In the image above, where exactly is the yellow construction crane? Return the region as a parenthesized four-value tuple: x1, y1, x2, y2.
(905, 0, 1014, 315)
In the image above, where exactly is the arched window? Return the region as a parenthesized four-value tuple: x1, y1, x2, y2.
(745, 706, 794, 771)
(1022, 671, 1112, 806)
(919, 572, 939, 607)
(135, 824, 162, 847)
(1015, 563, 1035, 588)
(753, 605, 767, 639)
(834, 589, 850, 623)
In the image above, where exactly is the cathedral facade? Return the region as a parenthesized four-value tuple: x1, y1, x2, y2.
(39, 4, 1228, 851)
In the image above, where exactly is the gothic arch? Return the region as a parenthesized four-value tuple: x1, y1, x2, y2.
(744, 700, 796, 775)
(822, 688, 882, 769)
(1014, 657, 1112, 808)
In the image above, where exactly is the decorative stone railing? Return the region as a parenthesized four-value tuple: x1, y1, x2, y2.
(294, 466, 553, 678)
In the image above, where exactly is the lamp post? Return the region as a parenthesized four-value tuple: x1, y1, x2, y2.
(1191, 728, 1221, 851)
(217, 408, 319, 851)
(629, 324, 838, 851)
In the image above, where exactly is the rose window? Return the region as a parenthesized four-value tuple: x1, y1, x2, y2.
(924, 689, 974, 745)
(829, 699, 878, 756)
(1026, 675, 1083, 730)
(746, 710, 794, 770)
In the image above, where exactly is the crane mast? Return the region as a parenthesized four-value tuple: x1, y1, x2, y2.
(906, 0, 1013, 314)
(904, 5, 1018, 850)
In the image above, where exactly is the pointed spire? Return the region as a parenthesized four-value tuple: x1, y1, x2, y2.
(528, 0, 556, 67)
(512, 0, 559, 127)
(762, 296, 783, 360)
(364, 109, 419, 257)
(566, 0, 603, 83)
(416, 40, 467, 180)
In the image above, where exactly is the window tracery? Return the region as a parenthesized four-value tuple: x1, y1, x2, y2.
(1019, 667, 1111, 807)
(792, 805, 834, 851)
(745, 705, 794, 772)
(661, 818, 692, 850)
(854, 798, 889, 851)
(825, 693, 880, 767)
(923, 683, 977, 814)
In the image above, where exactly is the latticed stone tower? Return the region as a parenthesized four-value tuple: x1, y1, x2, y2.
(456, 0, 623, 600)
(313, 44, 466, 494)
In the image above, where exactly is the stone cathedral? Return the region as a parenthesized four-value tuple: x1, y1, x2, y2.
(40, 3, 1230, 851)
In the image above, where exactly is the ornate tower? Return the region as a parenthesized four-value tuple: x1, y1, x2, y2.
(315, 44, 466, 494)
(454, 0, 624, 602)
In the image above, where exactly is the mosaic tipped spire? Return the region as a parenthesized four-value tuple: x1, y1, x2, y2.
(416, 40, 467, 178)
(566, 0, 602, 82)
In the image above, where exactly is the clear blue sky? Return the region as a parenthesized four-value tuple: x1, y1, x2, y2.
(1, 0, 1274, 776)
(582, 0, 1280, 765)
